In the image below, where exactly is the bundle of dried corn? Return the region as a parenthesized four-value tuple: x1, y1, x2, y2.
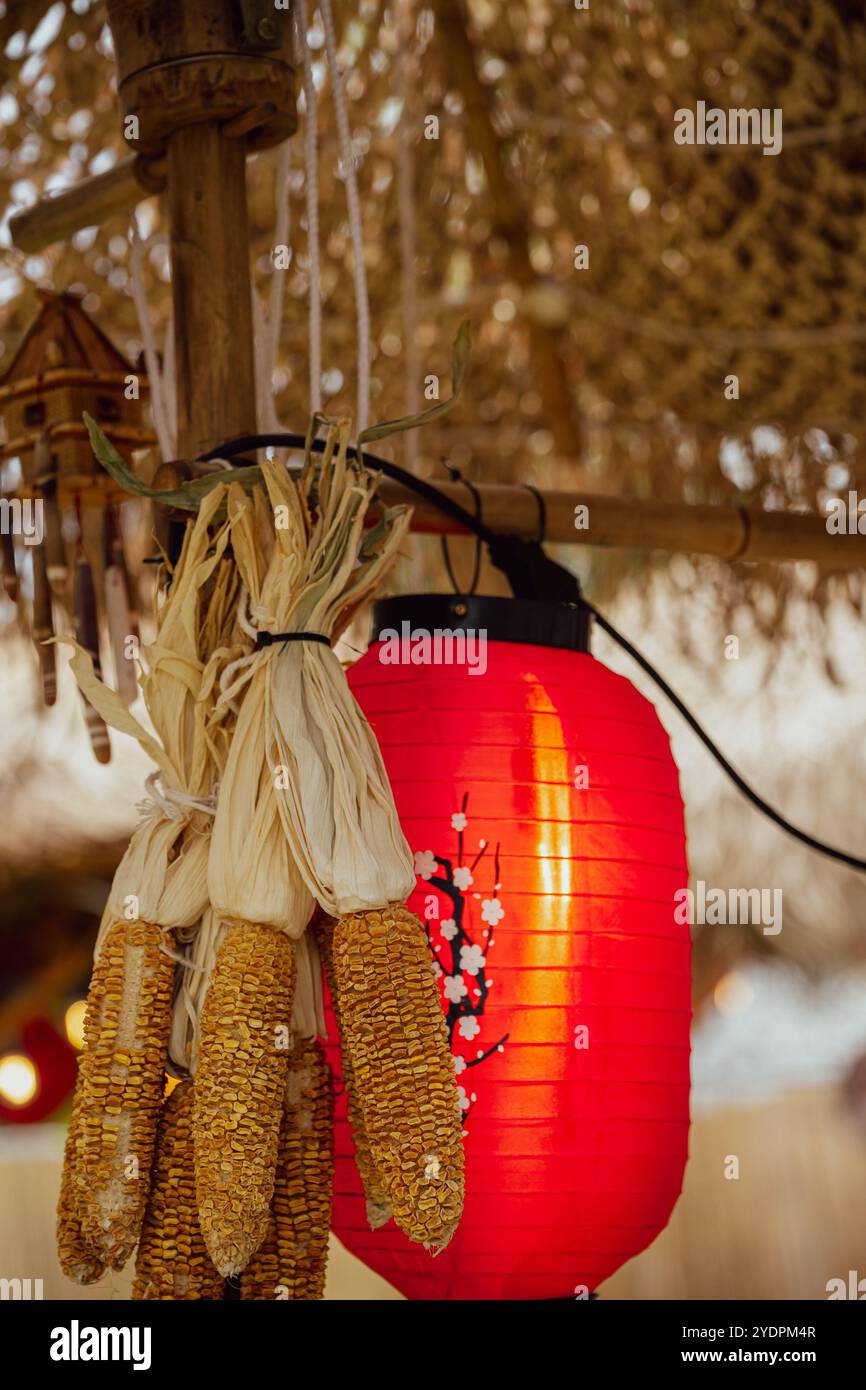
(70, 403, 468, 1289)
(241, 1038, 334, 1300)
(238, 423, 463, 1249)
(194, 483, 317, 1276)
(133, 1080, 224, 1300)
(56, 485, 245, 1273)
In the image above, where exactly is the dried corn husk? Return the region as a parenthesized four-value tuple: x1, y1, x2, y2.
(61, 485, 242, 951)
(194, 921, 297, 1277)
(241, 1038, 334, 1300)
(260, 428, 415, 915)
(56, 486, 244, 1274)
(316, 918, 390, 1229)
(331, 905, 464, 1250)
(133, 1081, 224, 1300)
(207, 482, 315, 941)
(196, 483, 317, 1275)
(73, 918, 176, 1268)
(209, 423, 464, 1252)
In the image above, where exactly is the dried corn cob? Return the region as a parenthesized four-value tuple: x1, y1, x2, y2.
(72, 918, 175, 1269)
(331, 905, 464, 1250)
(133, 1081, 224, 1300)
(316, 919, 391, 1230)
(56, 1077, 105, 1286)
(242, 1038, 334, 1300)
(194, 921, 296, 1277)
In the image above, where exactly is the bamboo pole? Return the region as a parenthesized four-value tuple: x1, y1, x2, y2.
(9, 156, 166, 253)
(375, 477, 866, 568)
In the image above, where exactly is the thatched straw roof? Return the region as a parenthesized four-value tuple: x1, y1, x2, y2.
(0, 2, 864, 603)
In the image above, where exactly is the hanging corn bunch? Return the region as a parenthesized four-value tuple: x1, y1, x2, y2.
(241, 1038, 334, 1300)
(133, 1081, 224, 1300)
(56, 484, 244, 1273)
(193, 483, 315, 1276)
(76, 374, 471, 1290)
(237, 423, 464, 1250)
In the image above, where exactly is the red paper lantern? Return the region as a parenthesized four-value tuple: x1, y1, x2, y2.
(327, 596, 691, 1301)
(0, 1019, 78, 1125)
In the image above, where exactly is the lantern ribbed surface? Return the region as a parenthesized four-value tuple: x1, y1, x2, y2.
(328, 635, 691, 1301)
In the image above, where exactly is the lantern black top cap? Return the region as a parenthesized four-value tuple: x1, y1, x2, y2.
(371, 594, 591, 654)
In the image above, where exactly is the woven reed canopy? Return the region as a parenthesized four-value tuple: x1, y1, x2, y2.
(0, 0, 864, 571)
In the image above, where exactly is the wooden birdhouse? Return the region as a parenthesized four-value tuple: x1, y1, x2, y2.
(0, 293, 150, 758)
(0, 289, 154, 508)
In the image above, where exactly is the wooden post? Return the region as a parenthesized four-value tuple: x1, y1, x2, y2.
(104, 0, 298, 458)
(167, 124, 257, 458)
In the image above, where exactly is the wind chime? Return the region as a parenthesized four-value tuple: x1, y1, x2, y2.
(0, 290, 153, 758)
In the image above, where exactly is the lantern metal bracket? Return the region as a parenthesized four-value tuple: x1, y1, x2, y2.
(484, 533, 584, 606)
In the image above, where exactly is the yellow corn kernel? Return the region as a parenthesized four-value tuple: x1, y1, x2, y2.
(316, 919, 391, 1230)
(56, 1076, 105, 1286)
(242, 1037, 334, 1300)
(133, 1080, 224, 1300)
(73, 918, 176, 1269)
(331, 905, 464, 1250)
(194, 921, 296, 1276)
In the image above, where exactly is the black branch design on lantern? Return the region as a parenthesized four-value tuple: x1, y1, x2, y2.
(416, 793, 509, 1123)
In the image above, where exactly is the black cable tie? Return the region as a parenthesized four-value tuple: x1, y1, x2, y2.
(255, 631, 331, 648)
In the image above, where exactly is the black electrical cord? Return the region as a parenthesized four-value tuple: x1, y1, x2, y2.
(197, 432, 499, 544)
(200, 431, 866, 875)
(580, 598, 866, 874)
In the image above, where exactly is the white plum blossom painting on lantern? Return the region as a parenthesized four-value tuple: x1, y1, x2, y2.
(413, 793, 508, 1129)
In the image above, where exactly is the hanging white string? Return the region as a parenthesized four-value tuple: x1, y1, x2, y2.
(128, 217, 175, 461)
(294, 0, 322, 415)
(396, 0, 419, 468)
(320, 0, 371, 434)
(136, 770, 218, 824)
(251, 284, 282, 431)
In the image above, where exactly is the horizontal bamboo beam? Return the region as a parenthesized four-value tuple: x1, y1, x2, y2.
(376, 477, 865, 568)
(8, 154, 166, 252)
